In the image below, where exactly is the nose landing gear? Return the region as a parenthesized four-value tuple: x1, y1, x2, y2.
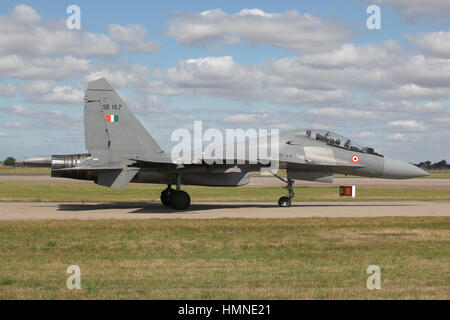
(278, 196, 291, 207)
(274, 175, 295, 207)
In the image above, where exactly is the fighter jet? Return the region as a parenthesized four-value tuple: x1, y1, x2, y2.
(21, 78, 429, 210)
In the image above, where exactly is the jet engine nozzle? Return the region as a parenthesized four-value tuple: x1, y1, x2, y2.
(51, 153, 91, 169)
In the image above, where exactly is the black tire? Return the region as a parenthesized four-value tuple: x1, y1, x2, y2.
(171, 190, 191, 210)
(161, 188, 172, 207)
(278, 196, 291, 207)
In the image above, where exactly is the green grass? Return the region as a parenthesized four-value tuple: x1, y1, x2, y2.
(423, 170, 450, 179)
(0, 181, 449, 202)
(0, 217, 448, 299)
(0, 166, 50, 175)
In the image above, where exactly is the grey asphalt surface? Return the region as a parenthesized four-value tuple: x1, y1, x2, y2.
(0, 201, 449, 220)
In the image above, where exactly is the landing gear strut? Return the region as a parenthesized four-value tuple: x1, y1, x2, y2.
(273, 174, 295, 207)
(160, 174, 191, 210)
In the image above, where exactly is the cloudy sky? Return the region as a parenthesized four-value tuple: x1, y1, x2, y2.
(0, 0, 449, 162)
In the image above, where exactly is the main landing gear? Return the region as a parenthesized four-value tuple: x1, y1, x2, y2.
(273, 174, 295, 207)
(160, 175, 191, 210)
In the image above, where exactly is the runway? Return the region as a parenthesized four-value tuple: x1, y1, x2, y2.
(0, 201, 449, 220)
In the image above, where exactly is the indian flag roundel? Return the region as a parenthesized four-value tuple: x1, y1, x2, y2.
(106, 114, 119, 122)
(351, 155, 360, 164)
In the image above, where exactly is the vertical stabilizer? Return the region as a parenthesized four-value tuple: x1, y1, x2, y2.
(84, 78, 163, 159)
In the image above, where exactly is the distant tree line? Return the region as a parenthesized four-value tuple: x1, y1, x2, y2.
(414, 160, 449, 170)
(2, 157, 16, 166)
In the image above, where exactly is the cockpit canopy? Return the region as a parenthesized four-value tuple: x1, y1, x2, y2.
(305, 129, 382, 156)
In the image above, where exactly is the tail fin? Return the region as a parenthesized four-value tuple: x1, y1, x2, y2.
(84, 78, 163, 158)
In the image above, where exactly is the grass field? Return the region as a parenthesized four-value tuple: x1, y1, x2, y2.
(0, 217, 448, 299)
(1, 181, 450, 202)
(0, 166, 50, 175)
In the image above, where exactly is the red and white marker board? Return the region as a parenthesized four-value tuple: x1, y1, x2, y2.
(339, 185, 356, 198)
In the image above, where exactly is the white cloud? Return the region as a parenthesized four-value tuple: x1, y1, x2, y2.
(3, 105, 82, 130)
(423, 102, 444, 112)
(306, 107, 377, 119)
(379, 84, 450, 100)
(405, 31, 450, 59)
(0, 55, 91, 80)
(375, 0, 450, 23)
(158, 56, 356, 106)
(374, 100, 444, 114)
(222, 113, 269, 125)
(0, 5, 161, 61)
(162, 56, 267, 101)
(355, 131, 377, 139)
(387, 133, 409, 141)
(126, 95, 169, 115)
(298, 41, 405, 68)
(0, 81, 15, 97)
(269, 44, 450, 92)
(389, 55, 450, 89)
(20, 81, 83, 105)
(430, 117, 450, 126)
(5, 105, 62, 119)
(7, 4, 41, 24)
(388, 120, 427, 132)
(150, 46, 450, 107)
(0, 131, 15, 137)
(220, 111, 292, 129)
(310, 123, 328, 130)
(0, 5, 118, 57)
(138, 80, 185, 96)
(277, 88, 352, 106)
(108, 24, 162, 53)
(166, 8, 354, 53)
(84, 62, 151, 89)
(2, 121, 27, 128)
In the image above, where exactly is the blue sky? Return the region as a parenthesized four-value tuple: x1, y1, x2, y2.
(0, 0, 449, 162)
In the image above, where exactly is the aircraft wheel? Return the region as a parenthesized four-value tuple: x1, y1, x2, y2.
(161, 188, 172, 207)
(278, 196, 291, 207)
(171, 190, 191, 210)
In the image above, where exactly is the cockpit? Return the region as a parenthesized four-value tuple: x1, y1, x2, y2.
(305, 129, 382, 156)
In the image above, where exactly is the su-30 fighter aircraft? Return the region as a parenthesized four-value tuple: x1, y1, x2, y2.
(20, 78, 429, 210)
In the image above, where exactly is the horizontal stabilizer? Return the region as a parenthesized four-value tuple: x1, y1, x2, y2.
(96, 168, 139, 189)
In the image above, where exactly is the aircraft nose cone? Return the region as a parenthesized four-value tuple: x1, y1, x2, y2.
(382, 156, 429, 179)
